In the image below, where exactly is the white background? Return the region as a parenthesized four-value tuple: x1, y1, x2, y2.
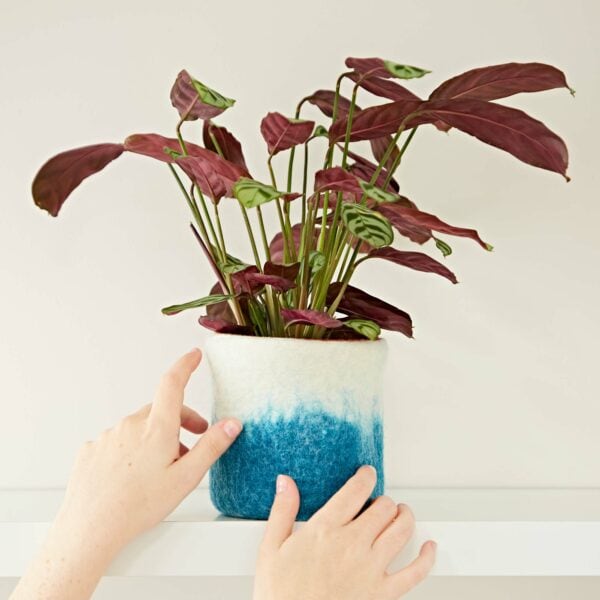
(1, 0, 598, 597)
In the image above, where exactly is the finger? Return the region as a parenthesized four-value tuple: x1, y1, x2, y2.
(383, 540, 436, 598)
(181, 405, 208, 434)
(172, 418, 242, 487)
(373, 503, 416, 565)
(310, 465, 377, 527)
(261, 475, 300, 551)
(149, 349, 202, 428)
(349, 495, 399, 544)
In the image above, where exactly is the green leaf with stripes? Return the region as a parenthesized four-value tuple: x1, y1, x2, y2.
(308, 250, 326, 273)
(434, 236, 453, 257)
(233, 177, 285, 208)
(218, 253, 250, 274)
(383, 61, 431, 79)
(161, 294, 233, 316)
(341, 203, 394, 248)
(313, 124, 329, 138)
(344, 319, 381, 340)
(358, 180, 398, 203)
(190, 78, 235, 111)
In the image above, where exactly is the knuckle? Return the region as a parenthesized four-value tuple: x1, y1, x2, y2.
(411, 562, 429, 584)
(376, 495, 397, 515)
(203, 431, 226, 458)
(397, 504, 416, 530)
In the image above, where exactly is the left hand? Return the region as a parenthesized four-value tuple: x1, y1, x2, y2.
(10, 348, 242, 600)
(57, 347, 242, 552)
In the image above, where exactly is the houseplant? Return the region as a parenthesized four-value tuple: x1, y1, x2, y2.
(32, 57, 572, 519)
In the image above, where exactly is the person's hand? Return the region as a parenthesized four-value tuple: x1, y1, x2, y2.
(10, 348, 242, 600)
(254, 466, 436, 600)
(55, 347, 242, 553)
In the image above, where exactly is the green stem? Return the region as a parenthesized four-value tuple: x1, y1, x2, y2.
(382, 127, 419, 189)
(268, 156, 294, 262)
(239, 205, 262, 269)
(256, 206, 271, 261)
(207, 129, 262, 269)
(192, 185, 221, 259)
(212, 201, 227, 258)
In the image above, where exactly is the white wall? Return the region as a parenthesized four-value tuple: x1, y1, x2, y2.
(1, 0, 599, 598)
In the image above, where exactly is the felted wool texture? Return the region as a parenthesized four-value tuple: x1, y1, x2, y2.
(205, 334, 387, 521)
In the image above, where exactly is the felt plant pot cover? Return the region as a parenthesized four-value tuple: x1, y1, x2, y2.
(205, 333, 386, 521)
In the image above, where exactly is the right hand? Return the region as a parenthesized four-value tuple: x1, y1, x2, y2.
(254, 466, 436, 600)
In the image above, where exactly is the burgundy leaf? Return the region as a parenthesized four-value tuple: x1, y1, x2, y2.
(170, 70, 234, 121)
(245, 272, 297, 292)
(281, 309, 343, 329)
(377, 203, 489, 249)
(269, 224, 319, 263)
(264, 261, 301, 281)
(429, 62, 574, 102)
(367, 247, 458, 283)
(305, 90, 356, 119)
(421, 98, 570, 179)
(330, 100, 424, 142)
(124, 132, 196, 161)
(347, 73, 449, 133)
(230, 266, 260, 294)
(32, 143, 125, 217)
(327, 283, 413, 337)
(282, 192, 302, 202)
(177, 156, 228, 202)
(349, 71, 421, 101)
(206, 282, 236, 322)
(260, 112, 315, 155)
(202, 121, 249, 170)
(314, 167, 362, 197)
(345, 57, 393, 79)
(124, 133, 249, 201)
(198, 316, 252, 335)
(344, 149, 399, 193)
(370, 135, 400, 171)
(375, 196, 431, 244)
(177, 151, 249, 202)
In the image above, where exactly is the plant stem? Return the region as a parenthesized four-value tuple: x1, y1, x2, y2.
(192, 185, 221, 258)
(268, 156, 294, 262)
(239, 205, 262, 268)
(382, 127, 419, 189)
(212, 201, 227, 258)
(255, 206, 271, 260)
(189, 223, 245, 326)
(167, 164, 209, 243)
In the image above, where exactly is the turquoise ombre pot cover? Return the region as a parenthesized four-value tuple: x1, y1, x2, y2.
(205, 334, 387, 521)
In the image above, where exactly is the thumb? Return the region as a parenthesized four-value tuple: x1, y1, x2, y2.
(261, 475, 300, 551)
(173, 418, 242, 487)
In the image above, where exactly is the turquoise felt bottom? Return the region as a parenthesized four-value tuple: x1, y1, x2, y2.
(209, 408, 384, 521)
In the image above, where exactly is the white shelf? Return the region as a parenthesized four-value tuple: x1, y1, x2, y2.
(1, 488, 599, 577)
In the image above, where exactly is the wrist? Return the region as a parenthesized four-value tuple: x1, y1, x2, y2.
(51, 506, 122, 569)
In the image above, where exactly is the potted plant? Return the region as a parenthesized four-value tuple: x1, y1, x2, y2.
(32, 57, 572, 520)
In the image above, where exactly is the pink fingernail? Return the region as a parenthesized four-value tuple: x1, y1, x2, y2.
(223, 419, 242, 438)
(276, 474, 288, 494)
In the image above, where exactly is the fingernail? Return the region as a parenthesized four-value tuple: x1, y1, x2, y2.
(429, 540, 438, 551)
(361, 465, 377, 476)
(276, 474, 288, 494)
(190, 347, 201, 354)
(222, 419, 242, 438)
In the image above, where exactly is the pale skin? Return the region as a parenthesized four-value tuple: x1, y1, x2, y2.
(10, 348, 435, 600)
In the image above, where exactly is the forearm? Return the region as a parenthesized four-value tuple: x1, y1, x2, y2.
(9, 511, 118, 600)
